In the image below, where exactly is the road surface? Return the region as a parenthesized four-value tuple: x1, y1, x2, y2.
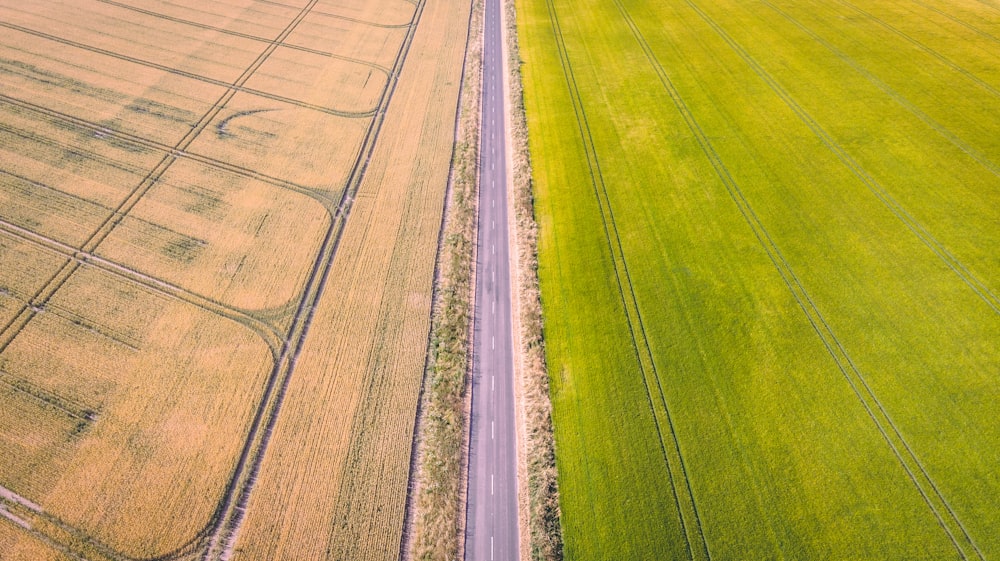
(465, 0, 520, 558)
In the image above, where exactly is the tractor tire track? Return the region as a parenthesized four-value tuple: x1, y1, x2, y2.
(0, 121, 150, 179)
(0, 95, 342, 212)
(93, 0, 392, 73)
(679, 0, 1000, 317)
(0, 21, 377, 119)
(253, 0, 414, 28)
(618, 0, 983, 557)
(828, 0, 1000, 100)
(0, 0, 338, 558)
(974, 0, 1000, 15)
(0, 216, 284, 357)
(203, 0, 430, 558)
(0, 125, 334, 343)
(542, 1, 711, 559)
(0, 0, 323, 356)
(905, 0, 1000, 46)
(759, 0, 1000, 182)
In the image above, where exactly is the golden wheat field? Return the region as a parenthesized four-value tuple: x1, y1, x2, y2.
(0, 0, 469, 559)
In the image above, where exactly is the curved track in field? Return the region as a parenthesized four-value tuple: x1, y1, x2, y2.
(205, 0, 428, 558)
(0, 0, 429, 558)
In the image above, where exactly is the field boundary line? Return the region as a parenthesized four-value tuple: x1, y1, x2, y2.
(685, 0, 1000, 317)
(616, 0, 982, 557)
(759, 0, 1000, 181)
(501, 0, 562, 556)
(0, 21, 377, 119)
(542, 1, 710, 558)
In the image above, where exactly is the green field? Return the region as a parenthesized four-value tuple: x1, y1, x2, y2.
(517, 0, 1000, 558)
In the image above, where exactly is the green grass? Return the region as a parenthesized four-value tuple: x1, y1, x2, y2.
(516, 0, 1000, 558)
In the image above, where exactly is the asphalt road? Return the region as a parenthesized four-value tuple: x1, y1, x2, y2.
(465, 0, 520, 558)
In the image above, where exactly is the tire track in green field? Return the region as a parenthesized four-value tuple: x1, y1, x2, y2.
(973, 0, 1000, 15)
(542, 1, 711, 559)
(829, 0, 1000, 100)
(612, 1, 983, 558)
(540, 4, 634, 552)
(540, 6, 613, 550)
(905, 0, 1000, 46)
(689, 0, 1000, 317)
(758, 0, 1000, 182)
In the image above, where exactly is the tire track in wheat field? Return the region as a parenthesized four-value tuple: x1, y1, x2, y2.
(613, 0, 984, 558)
(93, 0, 391, 70)
(0, 21, 374, 118)
(253, 0, 414, 27)
(204, 0, 429, 558)
(0, 215, 285, 357)
(0, 0, 325, 355)
(0, 0, 354, 558)
(542, 1, 711, 559)
(0, 96, 341, 210)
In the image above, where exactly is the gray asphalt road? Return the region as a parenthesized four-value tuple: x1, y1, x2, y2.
(465, 0, 520, 559)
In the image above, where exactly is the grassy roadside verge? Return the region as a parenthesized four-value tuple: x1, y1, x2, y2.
(405, 0, 482, 559)
(504, 1, 563, 558)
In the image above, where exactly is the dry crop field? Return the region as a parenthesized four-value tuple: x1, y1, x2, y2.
(0, 0, 470, 559)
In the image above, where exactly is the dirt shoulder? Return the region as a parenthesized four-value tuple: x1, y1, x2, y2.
(502, 0, 563, 559)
